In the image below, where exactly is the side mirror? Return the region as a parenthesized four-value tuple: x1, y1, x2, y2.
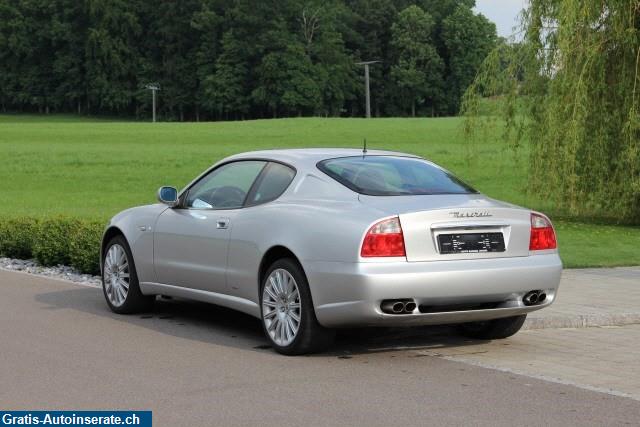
(157, 186, 178, 206)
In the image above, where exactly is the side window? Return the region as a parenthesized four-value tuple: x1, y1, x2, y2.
(246, 162, 296, 206)
(185, 161, 266, 209)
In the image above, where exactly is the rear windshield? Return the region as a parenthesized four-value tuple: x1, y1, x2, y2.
(317, 156, 477, 196)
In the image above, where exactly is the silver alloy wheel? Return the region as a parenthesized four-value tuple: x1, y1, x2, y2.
(262, 268, 301, 347)
(103, 244, 130, 307)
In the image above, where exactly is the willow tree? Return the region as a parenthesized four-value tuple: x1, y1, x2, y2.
(463, 0, 640, 224)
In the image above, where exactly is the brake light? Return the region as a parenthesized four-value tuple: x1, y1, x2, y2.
(529, 213, 557, 251)
(361, 217, 406, 257)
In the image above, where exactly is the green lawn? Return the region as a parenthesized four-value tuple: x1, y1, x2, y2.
(1, 114, 638, 268)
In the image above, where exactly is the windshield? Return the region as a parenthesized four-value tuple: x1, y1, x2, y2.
(317, 156, 477, 196)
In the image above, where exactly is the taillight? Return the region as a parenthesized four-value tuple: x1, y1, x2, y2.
(529, 213, 557, 251)
(361, 217, 406, 257)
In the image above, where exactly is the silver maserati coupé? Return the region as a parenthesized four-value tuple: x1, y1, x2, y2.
(101, 149, 562, 354)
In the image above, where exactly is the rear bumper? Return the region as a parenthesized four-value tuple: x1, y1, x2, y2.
(305, 254, 562, 328)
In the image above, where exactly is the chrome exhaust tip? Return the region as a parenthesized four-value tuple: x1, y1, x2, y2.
(381, 299, 417, 314)
(538, 292, 547, 303)
(523, 291, 540, 306)
(404, 302, 417, 313)
(392, 302, 405, 313)
(381, 300, 406, 314)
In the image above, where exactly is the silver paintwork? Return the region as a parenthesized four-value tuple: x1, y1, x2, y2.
(103, 244, 130, 307)
(101, 148, 563, 328)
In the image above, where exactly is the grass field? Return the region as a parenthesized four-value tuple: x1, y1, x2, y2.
(1, 114, 638, 268)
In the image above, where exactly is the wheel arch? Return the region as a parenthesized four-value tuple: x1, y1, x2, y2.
(258, 245, 305, 292)
(100, 226, 126, 275)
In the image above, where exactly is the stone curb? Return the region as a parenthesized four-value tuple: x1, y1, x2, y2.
(523, 313, 640, 330)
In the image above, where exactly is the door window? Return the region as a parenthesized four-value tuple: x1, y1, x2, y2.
(185, 161, 266, 209)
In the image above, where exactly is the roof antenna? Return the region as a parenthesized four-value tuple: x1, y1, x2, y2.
(362, 138, 367, 156)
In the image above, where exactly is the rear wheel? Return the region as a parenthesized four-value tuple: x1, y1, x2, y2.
(260, 258, 334, 355)
(102, 235, 154, 314)
(458, 315, 527, 340)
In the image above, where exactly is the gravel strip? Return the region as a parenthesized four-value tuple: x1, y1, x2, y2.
(0, 257, 101, 287)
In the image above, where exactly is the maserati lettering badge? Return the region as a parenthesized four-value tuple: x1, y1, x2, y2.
(450, 211, 493, 218)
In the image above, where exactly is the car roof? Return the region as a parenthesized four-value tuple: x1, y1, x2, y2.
(223, 148, 420, 169)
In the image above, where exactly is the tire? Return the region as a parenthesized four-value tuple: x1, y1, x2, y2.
(102, 235, 154, 314)
(260, 258, 334, 355)
(458, 315, 527, 340)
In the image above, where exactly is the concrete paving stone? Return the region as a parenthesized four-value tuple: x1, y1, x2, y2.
(524, 267, 640, 330)
(415, 325, 640, 401)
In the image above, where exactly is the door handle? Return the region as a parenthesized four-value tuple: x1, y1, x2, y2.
(216, 218, 230, 229)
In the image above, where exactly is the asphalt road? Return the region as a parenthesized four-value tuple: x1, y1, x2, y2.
(1, 269, 639, 426)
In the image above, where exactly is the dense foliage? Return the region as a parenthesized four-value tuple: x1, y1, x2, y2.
(0, 0, 496, 120)
(0, 217, 103, 274)
(463, 0, 640, 224)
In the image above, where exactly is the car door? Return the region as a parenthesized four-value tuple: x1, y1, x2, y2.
(225, 162, 297, 301)
(153, 160, 267, 294)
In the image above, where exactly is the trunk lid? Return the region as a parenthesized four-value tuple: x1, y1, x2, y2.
(359, 194, 531, 262)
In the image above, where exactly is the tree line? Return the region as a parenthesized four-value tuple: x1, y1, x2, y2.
(0, 0, 496, 121)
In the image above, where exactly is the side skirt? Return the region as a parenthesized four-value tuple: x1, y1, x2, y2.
(140, 282, 261, 319)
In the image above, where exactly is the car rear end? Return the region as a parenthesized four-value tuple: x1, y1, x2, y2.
(309, 155, 562, 328)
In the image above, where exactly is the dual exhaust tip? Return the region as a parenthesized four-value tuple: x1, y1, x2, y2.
(523, 290, 547, 306)
(381, 299, 416, 314)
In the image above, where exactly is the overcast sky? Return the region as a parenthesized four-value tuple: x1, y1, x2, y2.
(474, 0, 528, 38)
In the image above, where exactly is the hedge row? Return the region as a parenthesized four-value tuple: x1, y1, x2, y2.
(0, 217, 105, 275)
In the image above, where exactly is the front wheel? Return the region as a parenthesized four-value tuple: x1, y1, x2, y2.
(458, 315, 527, 340)
(102, 235, 154, 314)
(260, 258, 334, 355)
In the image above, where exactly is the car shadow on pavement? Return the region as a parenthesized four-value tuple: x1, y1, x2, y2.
(327, 326, 490, 357)
(34, 286, 488, 356)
